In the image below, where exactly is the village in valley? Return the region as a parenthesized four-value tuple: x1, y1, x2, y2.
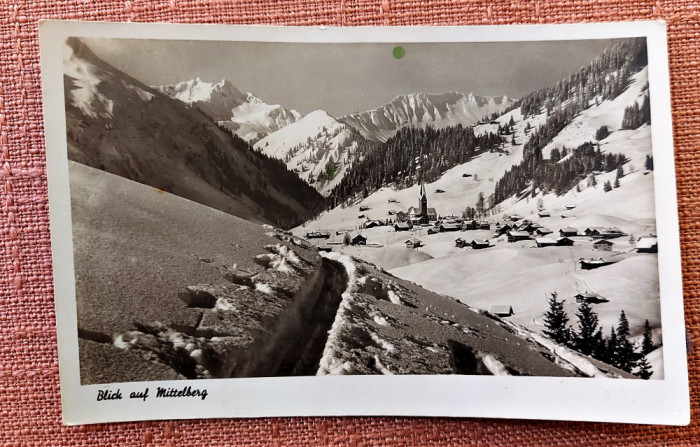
(298, 170, 661, 377)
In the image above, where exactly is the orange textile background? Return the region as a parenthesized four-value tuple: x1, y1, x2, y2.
(1, 1, 699, 445)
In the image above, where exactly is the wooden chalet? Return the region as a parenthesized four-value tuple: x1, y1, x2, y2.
(636, 236, 658, 253)
(585, 226, 626, 239)
(592, 239, 613, 251)
(405, 238, 423, 249)
(427, 226, 440, 235)
(462, 220, 478, 231)
(559, 226, 578, 237)
(489, 305, 514, 317)
(362, 219, 383, 229)
(535, 227, 553, 236)
(535, 237, 557, 247)
(507, 230, 531, 242)
(306, 231, 330, 239)
(494, 223, 512, 236)
(478, 221, 491, 230)
(518, 222, 542, 233)
(556, 237, 574, 246)
(579, 258, 617, 270)
(471, 239, 490, 249)
(455, 238, 467, 248)
(394, 222, 412, 232)
(439, 222, 460, 232)
(350, 233, 367, 245)
(574, 292, 609, 304)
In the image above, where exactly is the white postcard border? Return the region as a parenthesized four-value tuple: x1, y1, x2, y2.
(39, 20, 689, 426)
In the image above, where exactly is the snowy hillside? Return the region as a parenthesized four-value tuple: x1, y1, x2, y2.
(340, 92, 514, 142)
(65, 38, 323, 229)
(254, 110, 361, 196)
(296, 60, 660, 379)
(157, 79, 301, 142)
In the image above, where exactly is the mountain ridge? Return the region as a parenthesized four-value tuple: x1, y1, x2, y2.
(339, 91, 514, 142)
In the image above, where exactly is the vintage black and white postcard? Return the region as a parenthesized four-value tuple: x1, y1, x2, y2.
(40, 20, 689, 425)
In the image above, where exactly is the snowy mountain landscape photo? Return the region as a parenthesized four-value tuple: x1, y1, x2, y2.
(61, 32, 667, 387)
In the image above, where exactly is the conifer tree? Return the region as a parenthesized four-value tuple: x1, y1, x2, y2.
(641, 319, 654, 355)
(475, 192, 485, 216)
(635, 354, 653, 380)
(574, 301, 601, 356)
(595, 125, 610, 141)
(543, 292, 570, 345)
(604, 180, 612, 192)
(615, 311, 636, 372)
(605, 326, 617, 365)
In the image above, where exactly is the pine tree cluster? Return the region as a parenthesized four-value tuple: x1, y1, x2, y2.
(493, 140, 626, 202)
(509, 38, 648, 119)
(325, 125, 501, 209)
(621, 95, 651, 129)
(543, 293, 655, 379)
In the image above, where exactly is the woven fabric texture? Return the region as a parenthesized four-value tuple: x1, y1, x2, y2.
(1, 1, 699, 445)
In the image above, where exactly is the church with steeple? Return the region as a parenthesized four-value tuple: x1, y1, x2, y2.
(407, 181, 437, 224)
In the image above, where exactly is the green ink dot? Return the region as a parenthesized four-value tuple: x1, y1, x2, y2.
(393, 46, 405, 59)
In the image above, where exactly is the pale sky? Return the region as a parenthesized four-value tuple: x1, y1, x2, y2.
(81, 37, 624, 117)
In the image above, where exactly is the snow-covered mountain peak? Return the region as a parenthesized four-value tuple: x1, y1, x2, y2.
(157, 79, 301, 142)
(340, 91, 514, 142)
(158, 77, 247, 109)
(253, 109, 360, 196)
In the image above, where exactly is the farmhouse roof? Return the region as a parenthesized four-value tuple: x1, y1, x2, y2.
(489, 305, 514, 315)
(636, 236, 658, 249)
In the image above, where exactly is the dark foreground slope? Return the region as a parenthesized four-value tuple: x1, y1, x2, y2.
(72, 162, 629, 383)
(64, 38, 322, 229)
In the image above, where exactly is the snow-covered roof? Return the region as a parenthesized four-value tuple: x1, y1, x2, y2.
(560, 226, 577, 232)
(508, 231, 530, 237)
(636, 237, 658, 249)
(489, 305, 514, 315)
(536, 238, 557, 244)
(575, 292, 599, 298)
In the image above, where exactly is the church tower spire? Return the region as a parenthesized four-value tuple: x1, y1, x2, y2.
(419, 180, 428, 218)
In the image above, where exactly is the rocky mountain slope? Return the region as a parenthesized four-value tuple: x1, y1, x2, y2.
(157, 78, 301, 143)
(64, 37, 322, 229)
(73, 162, 631, 383)
(254, 110, 364, 196)
(339, 92, 513, 142)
